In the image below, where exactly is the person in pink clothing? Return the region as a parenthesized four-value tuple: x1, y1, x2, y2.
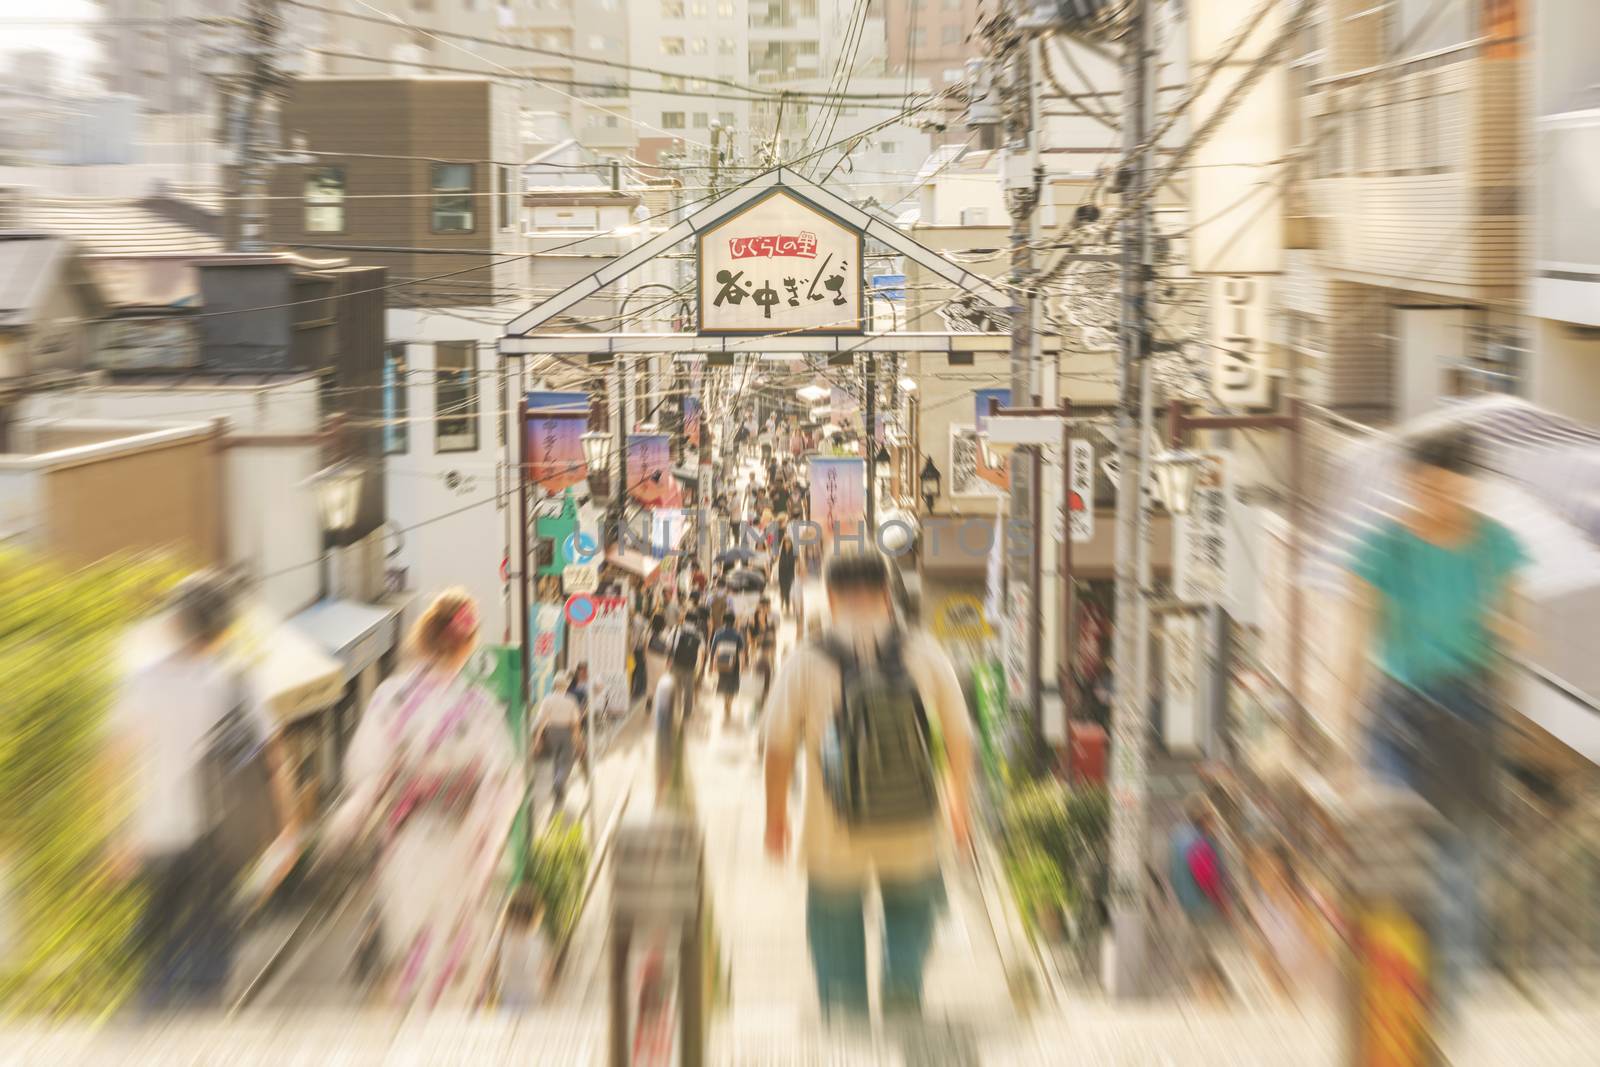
(334, 589, 522, 1009)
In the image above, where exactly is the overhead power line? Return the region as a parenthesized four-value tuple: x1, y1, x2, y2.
(304, 48, 945, 112)
(282, 0, 934, 106)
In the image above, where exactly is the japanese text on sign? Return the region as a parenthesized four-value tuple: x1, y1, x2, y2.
(1175, 452, 1228, 604)
(698, 189, 862, 335)
(1069, 439, 1095, 544)
(728, 232, 817, 259)
(1211, 276, 1271, 408)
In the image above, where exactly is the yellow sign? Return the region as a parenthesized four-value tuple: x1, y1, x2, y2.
(932, 594, 993, 642)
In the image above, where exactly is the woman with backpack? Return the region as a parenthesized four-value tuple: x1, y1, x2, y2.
(710, 615, 747, 727)
(331, 589, 522, 1009)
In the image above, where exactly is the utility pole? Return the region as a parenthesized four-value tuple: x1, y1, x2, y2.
(1105, 0, 1153, 998)
(613, 360, 629, 546)
(1002, 2, 1045, 738)
(864, 352, 877, 535)
(234, 0, 283, 252)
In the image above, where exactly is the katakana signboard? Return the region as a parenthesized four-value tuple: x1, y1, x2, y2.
(697, 189, 864, 336)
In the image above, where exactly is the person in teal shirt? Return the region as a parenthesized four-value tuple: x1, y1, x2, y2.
(1342, 426, 1526, 1011)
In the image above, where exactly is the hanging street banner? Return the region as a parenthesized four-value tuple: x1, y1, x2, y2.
(525, 390, 590, 494)
(1175, 452, 1229, 603)
(626, 433, 675, 508)
(808, 457, 865, 548)
(682, 394, 701, 450)
(697, 188, 864, 335)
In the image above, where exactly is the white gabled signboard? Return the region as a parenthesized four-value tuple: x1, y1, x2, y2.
(697, 189, 864, 336)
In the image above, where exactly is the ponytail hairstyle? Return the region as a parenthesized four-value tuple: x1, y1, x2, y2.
(410, 587, 480, 663)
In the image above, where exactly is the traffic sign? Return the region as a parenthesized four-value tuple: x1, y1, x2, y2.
(565, 593, 597, 628)
(563, 530, 600, 565)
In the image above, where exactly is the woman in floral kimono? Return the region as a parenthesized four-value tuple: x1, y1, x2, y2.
(334, 589, 522, 1010)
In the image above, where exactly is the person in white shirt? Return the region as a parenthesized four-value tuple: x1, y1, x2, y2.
(763, 553, 973, 1018)
(534, 671, 584, 807)
(109, 572, 298, 1008)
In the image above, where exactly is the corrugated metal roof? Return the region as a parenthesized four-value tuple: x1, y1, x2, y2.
(22, 198, 223, 256)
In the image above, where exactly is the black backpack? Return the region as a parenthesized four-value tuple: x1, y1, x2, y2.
(670, 627, 702, 671)
(815, 630, 939, 829)
(196, 674, 279, 881)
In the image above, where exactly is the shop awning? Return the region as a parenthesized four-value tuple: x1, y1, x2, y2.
(121, 604, 345, 728)
(605, 546, 661, 581)
(289, 598, 403, 685)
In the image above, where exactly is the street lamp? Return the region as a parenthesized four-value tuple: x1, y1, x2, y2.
(919, 456, 942, 513)
(1151, 447, 1205, 515)
(582, 428, 611, 502)
(582, 429, 614, 472)
(308, 461, 363, 537)
(306, 461, 363, 599)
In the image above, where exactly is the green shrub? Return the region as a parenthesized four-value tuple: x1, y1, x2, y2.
(0, 552, 180, 1017)
(524, 815, 589, 938)
(1000, 778, 1109, 938)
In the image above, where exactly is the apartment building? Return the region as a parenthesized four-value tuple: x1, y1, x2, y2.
(629, 0, 753, 163)
(882, 0, 982, 89)
(509, 0, 640, 155)
(1278, 0, 1526, 419)
(1524, 0, 1600, 422)
(247, 77, 528, 636)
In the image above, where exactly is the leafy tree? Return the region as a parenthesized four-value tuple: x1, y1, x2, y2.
(0, 552, 177, 1017)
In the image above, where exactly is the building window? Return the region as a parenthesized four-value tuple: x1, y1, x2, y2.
(661, 36, 684, 55)
(662, 75, 685, 91)
(1315, 113, 1343, 177)
(434, 341, 479, 453)
(880, 141, 896, 154)
(693, 111, 708, 127)
(718, 37, 736, 55)
(718, 111, 735, 126)
(662, 111, 686, 129)
(497, 165, 511, 229)
(383, 344, 408, 454)
(941, 24, 961, 45)
(911, 27, 927, 47)
(717, 0, 734, 14)
(304, 166, 345, 233)
(942, 0, 960, 8)
(689, 0, 706, 14)
(689, 37, 708, 54)
(661, 0, 683, 14)
(431, 163, 474, 233)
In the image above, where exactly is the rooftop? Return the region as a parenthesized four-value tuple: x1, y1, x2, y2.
(18, 197, 223, 256)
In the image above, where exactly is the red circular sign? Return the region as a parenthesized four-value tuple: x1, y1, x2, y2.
(564, 593, 597, 628)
